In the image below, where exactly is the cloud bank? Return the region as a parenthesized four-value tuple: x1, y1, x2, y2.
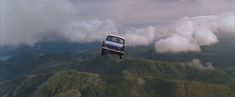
(155, 12, 235, 53)
(0, 0, 234, 53)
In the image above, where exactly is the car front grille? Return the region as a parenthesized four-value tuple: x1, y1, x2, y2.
(106, 45, 120, 51)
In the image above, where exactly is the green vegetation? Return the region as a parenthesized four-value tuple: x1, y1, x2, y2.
(1, 53, 235, 97)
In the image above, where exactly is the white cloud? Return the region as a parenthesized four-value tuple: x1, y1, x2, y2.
(154, 12, 234, 53)
(123, 26, 155, 46)
(188, 59, 214, 70)
(62, 19, 117, 43)
(0, 0, 76, 46)
(194, 28, 218, 46)
(62, 21, 156, 46)
(215, 12, 235, 33)
(155, 34, 200, 53)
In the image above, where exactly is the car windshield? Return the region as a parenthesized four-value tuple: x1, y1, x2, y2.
(106, 36, 124, 44)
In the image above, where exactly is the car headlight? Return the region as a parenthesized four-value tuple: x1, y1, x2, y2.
(102, 44, 108, 47)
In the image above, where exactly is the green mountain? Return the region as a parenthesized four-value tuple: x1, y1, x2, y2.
(1, 53, 235, 97)
(1, 70, 235, 97)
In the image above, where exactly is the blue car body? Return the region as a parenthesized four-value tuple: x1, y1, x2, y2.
(101, 35, 125, 59)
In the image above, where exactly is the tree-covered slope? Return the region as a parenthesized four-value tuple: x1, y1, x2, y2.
(1, 70, 234, 97)
(1, 54, 235, 97)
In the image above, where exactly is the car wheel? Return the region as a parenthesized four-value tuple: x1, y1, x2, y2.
(119, 55, 123, 59)
(101, 49, 105, 56)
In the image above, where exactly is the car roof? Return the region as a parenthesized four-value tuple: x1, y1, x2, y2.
(108, 34, 125, 40)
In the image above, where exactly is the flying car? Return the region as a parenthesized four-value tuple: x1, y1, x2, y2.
(101, 35, 125, 59)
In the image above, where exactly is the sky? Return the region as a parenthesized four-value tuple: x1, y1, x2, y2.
(0, 0, 234, 53)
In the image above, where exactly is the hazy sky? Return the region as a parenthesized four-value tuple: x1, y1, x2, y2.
(0, 0, 234, 53)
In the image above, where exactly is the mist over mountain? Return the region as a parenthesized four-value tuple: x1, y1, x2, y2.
(1, 0, 235, 97)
